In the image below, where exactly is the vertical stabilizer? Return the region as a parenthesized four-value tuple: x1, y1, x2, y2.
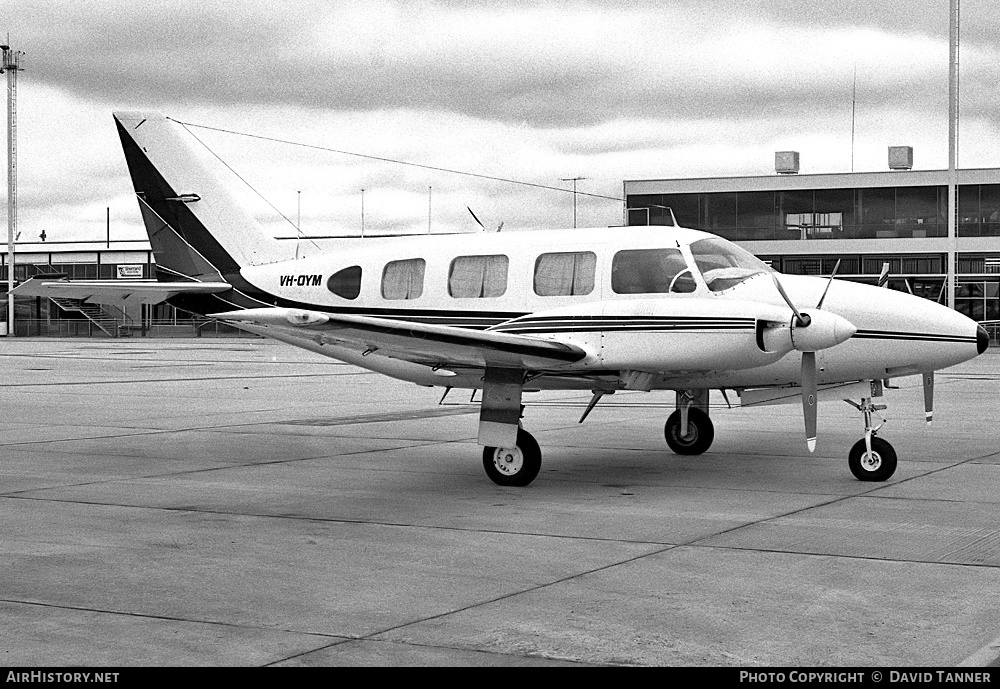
(114, 112, 287, 279)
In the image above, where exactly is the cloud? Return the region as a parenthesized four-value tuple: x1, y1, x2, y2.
(16, 0, 994, 127)
(5, 0, 999, 243)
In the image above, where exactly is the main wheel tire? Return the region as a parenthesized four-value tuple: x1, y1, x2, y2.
(664, 407, 715, 455)
(483, 428, 542, 487)
(848, 436, 898, 482)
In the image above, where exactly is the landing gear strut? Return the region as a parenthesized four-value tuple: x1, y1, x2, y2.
(664, 389, 714, 455)
(845, 380, 897, 481)
(483, 428, 541, 487)
(848, 437, 897, 481)
(665, 408, 714, 454)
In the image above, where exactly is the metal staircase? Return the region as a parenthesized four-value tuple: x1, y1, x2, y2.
(49, 297, 120, 337)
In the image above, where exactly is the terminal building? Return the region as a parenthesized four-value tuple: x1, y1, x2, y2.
(0, 240, 240, 337)
(624, 148, 1000, 328)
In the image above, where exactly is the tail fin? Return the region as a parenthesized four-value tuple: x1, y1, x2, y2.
(114, 112, 287, 281)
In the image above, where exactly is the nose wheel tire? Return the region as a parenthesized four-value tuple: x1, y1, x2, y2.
(664, 408, 715, 455)
(848, 437, 897, 482)
(483, 428, 542, 487)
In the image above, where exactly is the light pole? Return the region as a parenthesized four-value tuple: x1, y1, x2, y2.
(2, 44, 23, 337)
(560, 177, 586, 228)
(946, 0, 960, 310)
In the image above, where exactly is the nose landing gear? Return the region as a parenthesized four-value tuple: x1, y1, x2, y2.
(845, 380, 897, 482)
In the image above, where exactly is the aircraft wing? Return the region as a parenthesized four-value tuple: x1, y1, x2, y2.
(210, 307, 589, 370)
(11, 277, 232, 308)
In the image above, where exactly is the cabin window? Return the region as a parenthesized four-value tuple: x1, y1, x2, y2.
(533, 251, 596, 296)
(327, 265, 362, 300)
(448, 254, 509, 298)
(611, 248, 695, 294)
(381, 258, 425, 300)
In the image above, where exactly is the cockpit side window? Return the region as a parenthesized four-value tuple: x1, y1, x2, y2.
(327, 265, 362, 300)
(611, 248, 696, 294)
(690, 237, 771, 292)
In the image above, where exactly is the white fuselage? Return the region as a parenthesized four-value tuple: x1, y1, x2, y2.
(239, 226, 983, 391)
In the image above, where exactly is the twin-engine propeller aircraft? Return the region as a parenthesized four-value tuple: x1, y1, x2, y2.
(14, 112, 989, 486)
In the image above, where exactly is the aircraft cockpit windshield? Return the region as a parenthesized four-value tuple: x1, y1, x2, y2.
(689, 237, 772, 292)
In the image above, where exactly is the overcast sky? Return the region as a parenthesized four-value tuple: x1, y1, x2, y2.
(5, 0, 999, 243)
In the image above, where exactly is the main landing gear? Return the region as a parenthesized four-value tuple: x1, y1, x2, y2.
(664, 389, 715, 455)
(664, 408, 715, 454)
(482, 428, 541, 487)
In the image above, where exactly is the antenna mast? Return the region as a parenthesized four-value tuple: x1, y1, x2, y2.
(2, 43, 23, 337)
(560, 176, 586, 228)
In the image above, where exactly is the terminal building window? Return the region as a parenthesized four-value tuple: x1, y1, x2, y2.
(448, 254, 508, 298)
(738, 191, 778, 236)
(956, 280, 1000, 321)
(958, 185, 1000, 237)
(780, 254, 943, 277)
(628, 186, 953, 241)
(533, 251, 596, 296)
(956, 253, 1000, 321)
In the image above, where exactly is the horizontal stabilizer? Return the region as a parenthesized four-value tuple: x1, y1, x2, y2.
(11, 278, 231, 309)
(210, 307, 589, 371)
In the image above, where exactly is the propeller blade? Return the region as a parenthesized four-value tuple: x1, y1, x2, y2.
(878, 262, 890, 288)
(771, 273, 810, 327)
(467, 206, 485, 230)
(923, 371, 934, 424)
(816, 259, 842, 309)
(802, 351, 818, 452)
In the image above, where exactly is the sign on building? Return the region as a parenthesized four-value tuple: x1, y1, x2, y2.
(116, 264, 144, 279)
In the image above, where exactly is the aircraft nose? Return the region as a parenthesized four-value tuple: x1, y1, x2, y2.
(978, 325, 990, 355)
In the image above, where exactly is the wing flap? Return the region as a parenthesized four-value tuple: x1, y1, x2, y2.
(210, 307, 589, 370)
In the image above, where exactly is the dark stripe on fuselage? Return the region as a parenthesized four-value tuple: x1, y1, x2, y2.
(853, 329, 977, 345)
(492, 315, 756, 335)
(497, 324, 756, 335)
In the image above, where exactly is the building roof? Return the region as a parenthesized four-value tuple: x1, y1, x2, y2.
(624, 167, 1000, 195)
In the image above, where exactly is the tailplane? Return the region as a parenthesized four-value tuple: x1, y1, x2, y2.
(114, 112, 288, 281)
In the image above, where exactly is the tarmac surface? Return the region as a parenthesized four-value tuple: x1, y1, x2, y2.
(1, 338, 999, 667)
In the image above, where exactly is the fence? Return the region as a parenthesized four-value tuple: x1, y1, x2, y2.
(9, 319, 259, 338)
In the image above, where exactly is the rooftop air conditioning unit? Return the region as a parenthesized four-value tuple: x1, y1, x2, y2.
(775, 151, 800, 174)
(889, 146, 913, 170)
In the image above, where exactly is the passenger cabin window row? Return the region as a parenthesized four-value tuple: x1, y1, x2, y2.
(324, 247, 741, 300)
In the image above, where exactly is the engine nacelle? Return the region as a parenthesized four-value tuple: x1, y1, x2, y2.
(760, 310, 857, 353)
